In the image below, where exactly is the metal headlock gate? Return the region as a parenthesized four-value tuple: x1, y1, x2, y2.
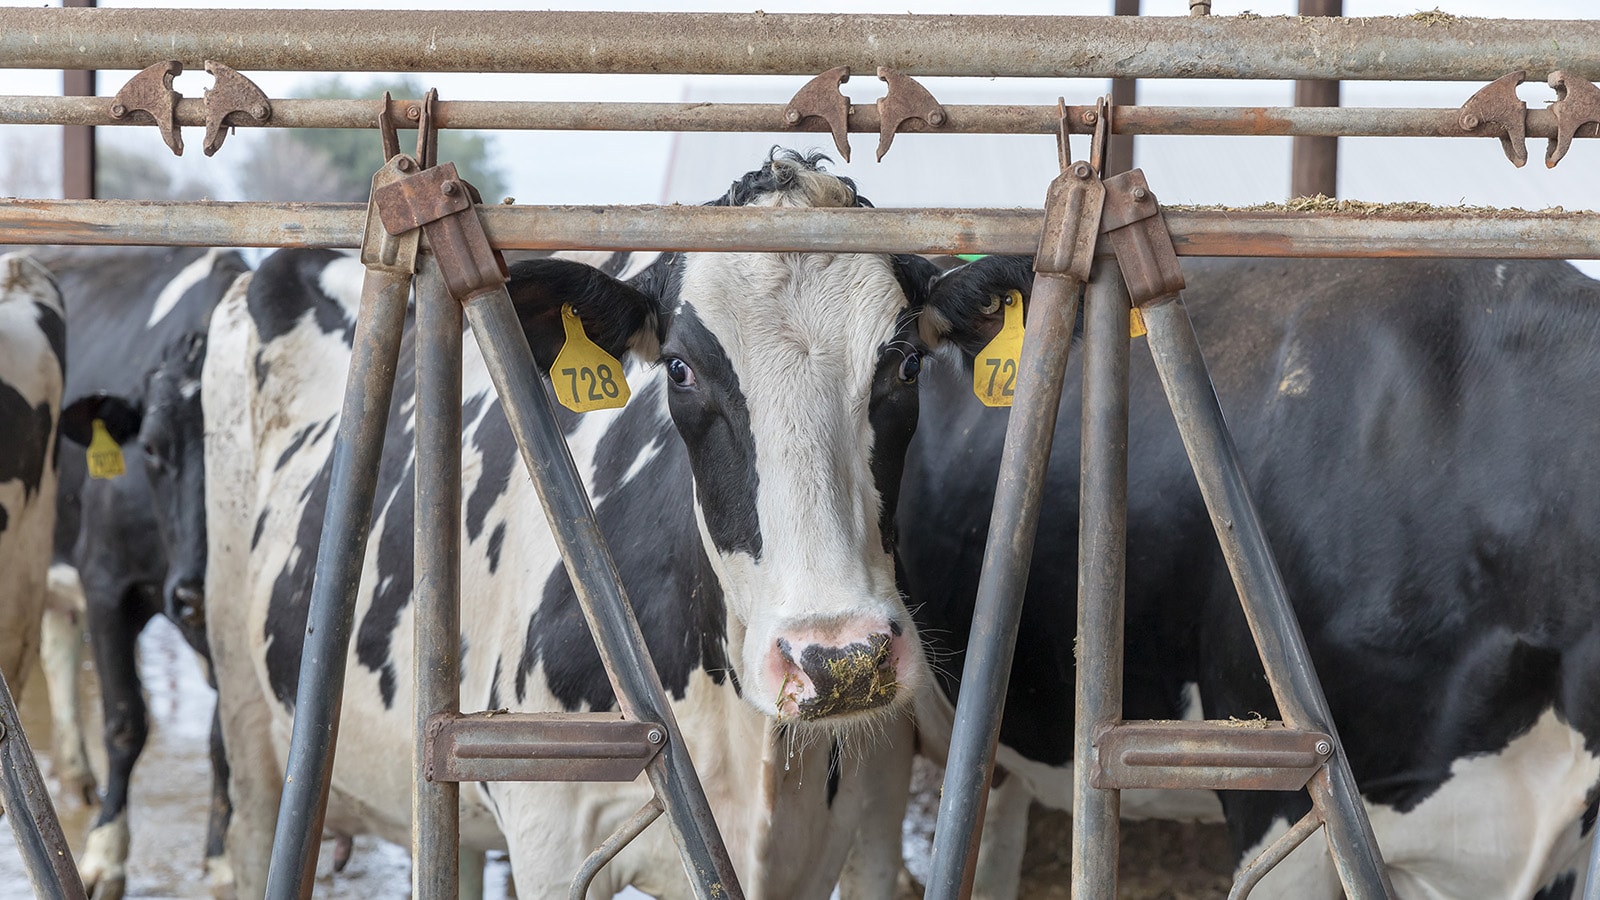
(2, 7, 1600, 900)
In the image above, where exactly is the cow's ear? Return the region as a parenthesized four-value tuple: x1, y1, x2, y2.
(504, 258, 661, 369)
(919, 255, 1037, 357)
(59, 393, 143, 447)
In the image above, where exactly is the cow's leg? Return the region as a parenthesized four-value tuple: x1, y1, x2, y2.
(838, 717, 915, 899)
(42, 563, 96, 805)
(79, 586, 157, 900)
(204, 705, 236, 899)
(969, 772, 1030, 900)
(214, 642, 281, 900)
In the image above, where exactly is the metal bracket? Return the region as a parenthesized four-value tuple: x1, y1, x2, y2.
(1088, 96, 1113, 183)
(359, 154, 423, 276)
(875, 67, 947, 162)
(201, 61, 271, 157)
(1034, 103, 1105, 285)
(783, 66, 853, 162)
(373, 161, 506, 300)
(109, 60, 184, 156)
(1458, 71, 1529, 168)
(1091, 720, 1333, 792)
(1100, 169, 1185, 306)
(1546, 70, 1600, 168)
(424, 712, 666, 783)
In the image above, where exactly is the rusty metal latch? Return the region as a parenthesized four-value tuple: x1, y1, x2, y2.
(783, 66, 853, 162)
(359, 154, 423, 276)
(874, 67, 947, 161)
(1100, 169, 1185, 306)
(1547, 71, 1600, 168)
(424, 712, 667, 783)
(110, 60, 184, 156)
(1091, 720, 1334, 792)
(1033, 99, 1105, 284)
(1459, 71, 1529, 168)
(201, 61, 270, 157)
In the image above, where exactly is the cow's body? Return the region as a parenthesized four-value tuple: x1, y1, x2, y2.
(34, 246, 249, 899)
(0, 251, 66, 707)
(201, 154, 976, 898)
(904, 255, 1600, 897)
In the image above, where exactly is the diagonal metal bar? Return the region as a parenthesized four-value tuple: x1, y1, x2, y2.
(1072, 260, 1132, 899)
(264, 265, 411, 900)
(1229, 807, 1324, 900)
(1139, 295, 1394, 899)
(926, 271, 1082, 900)
(414, 255, 462, 899)
(570, 797, 665, 900)
(459, 284, 742, 900)
(0, 668, 87, 900)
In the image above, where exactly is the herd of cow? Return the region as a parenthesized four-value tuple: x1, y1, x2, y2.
(1, 149, 1598, 899)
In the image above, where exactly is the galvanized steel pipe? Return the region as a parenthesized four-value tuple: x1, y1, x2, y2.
(0, 9, 1595, 81)
(0, 669, 87, 900)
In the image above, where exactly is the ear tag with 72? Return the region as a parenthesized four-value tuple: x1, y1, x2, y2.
(550, 304, 630, 413)
(86, 419, 126, 479)
(973, 290, 1025, 408)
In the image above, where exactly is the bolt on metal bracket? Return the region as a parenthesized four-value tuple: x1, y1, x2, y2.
(1458, 71, 1529, 168)
(1100, 169, 1185, 306)
(373, 160, 507, 301)
(359, 154, 423, 276)
(875, 67, 947, 161)
(1546, 70, 1600, 168)
(783, 66, 853, 162)
(1034, 101, 1106, 284)
(109, 60, 184, 156)
(201, 61, 270, 156)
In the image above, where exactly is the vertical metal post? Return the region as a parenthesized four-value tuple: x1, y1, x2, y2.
(1292, 0, 1342, 198)
(927, 272, 1081, 900)
(1071, 261, 1130, 899)
(1139, 296, 1394, 900)
(265, 267, 411, 900)
(0, 668, 87, 900)
(459, 285, 743, 900)
(414, 255, 462, 899)
(61, 0, 95, 201)
(1106, 0, 1139, 177)
(1582, 826, 1600, 900)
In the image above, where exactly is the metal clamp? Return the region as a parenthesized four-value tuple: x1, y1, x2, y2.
(1034, 101, 1106, 284)
(109, 60, 183, 156)
(201, 61, 270, 156)
(875, 67, 947, 161)
(1547, 70, 1600, 168)
(1458, 71, 1529, 168)
(1091, 720, 1334, 793)
(783, 66, 853, 162)
(359, 154, 423, 276)
(1100, 169, 1185, 306)
(373, 161, 506, 300)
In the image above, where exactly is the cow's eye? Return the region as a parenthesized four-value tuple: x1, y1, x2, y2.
(897, 352, 922, 385)
(664, 357, 696, 387)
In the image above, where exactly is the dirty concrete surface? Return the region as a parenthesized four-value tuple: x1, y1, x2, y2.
(0, 618, 1230, 898)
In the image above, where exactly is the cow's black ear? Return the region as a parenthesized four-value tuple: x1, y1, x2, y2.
(920, 255, 1037, 357)
(59, 393, 143, 447)
(504, 258, 660, 370)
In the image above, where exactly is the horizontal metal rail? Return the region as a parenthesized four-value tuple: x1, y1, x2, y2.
(3, 95, 1596, 142)
(1, 199, 1596, 258)
(1, 9, 1595, 81)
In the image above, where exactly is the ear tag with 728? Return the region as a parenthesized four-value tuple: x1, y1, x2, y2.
(86, 419, 126, 479)
(973, 290, 1025, 408)
(550, 304, 630, 413)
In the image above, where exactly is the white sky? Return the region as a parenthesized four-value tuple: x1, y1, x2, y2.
(0, 0, 1594, 226)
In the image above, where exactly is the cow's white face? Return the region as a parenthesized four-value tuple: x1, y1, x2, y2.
(665, 246, 926, 725)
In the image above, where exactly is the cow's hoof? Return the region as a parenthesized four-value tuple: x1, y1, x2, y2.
(59, 771, 99, 807)
(332, 834, 353, 872)
(206, 854, 236, 899)
(86, 875, 126, 900)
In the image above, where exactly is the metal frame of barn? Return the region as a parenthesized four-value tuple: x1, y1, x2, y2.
(0, 7, 1598, 900)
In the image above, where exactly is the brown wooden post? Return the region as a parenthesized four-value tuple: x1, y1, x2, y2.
(61, 0, 95, 200)
(1106, 0, 1139, 176)
(1291, 0, 1341, 198)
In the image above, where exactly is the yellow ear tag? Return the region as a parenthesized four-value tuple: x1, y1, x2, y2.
(550, 304, 630, 413)
(86, 419, 126, 479)
(1129, 306, 1148, 339)
(973, 290, 1025, 408)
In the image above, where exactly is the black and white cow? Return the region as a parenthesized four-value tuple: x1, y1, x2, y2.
(197, 151, 1045, 898)
(0, 251, 66, 722)
(905, 254, 1600, 897)
(32, 246, 249, 899)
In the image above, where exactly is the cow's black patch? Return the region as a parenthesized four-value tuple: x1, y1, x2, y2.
(1584, 794, 1598, 837)
(0, 502, 8, 534)
(252, 507, 270, 550)
(274, 422, 318, 472)
(486, 521, 506, 574)
(0, 385, 53, 499)
(247, 249, 351, 345)
(867, 256, 939, 554)
(263, 462, 332, 707)
(825, 738, 842, 808)
(710, 148, 869, 210)
(465, 399, 514, 542)
(34, 300, 67, 383)
(1535, 872, 1576, 900)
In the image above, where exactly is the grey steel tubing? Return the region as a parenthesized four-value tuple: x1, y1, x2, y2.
(461, 286, 741, 900)
(0, 95, 1590, 140)
(0, 668, 88, 900)
(1139, 297, 1394, 899)
(414, 256, 462, 899)
(570, 798, 665, 900)
(4, 200, 1600, 260)
(1229, 809, 1323, 900)
(1584, 825, 1600, 900)
(926, 273, 1082, 900)
(264, 267, 411, 900)
(1072, 262, 1131, 900)
(3, 8, 1597, 81)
